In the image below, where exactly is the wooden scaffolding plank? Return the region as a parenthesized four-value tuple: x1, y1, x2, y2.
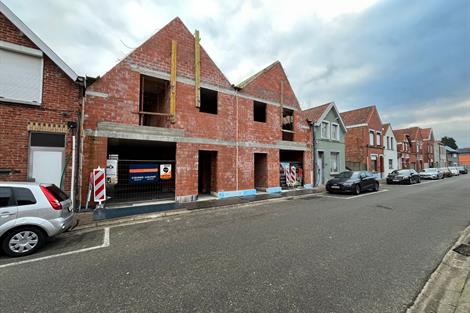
(194, 30, 201, 108)
(170, 40, 177, 123)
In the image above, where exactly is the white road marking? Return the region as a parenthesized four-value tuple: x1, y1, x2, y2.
(0, 227, 110, 269)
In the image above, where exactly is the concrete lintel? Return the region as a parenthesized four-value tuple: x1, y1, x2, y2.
(86, 122, 308, 151)
(86, 91, 109, 98)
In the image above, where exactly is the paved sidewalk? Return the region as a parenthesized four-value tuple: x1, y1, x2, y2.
(73, 188, 321, 230)
(407, 225, 470, 313)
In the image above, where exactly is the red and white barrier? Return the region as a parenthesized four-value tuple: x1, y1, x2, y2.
(93, 167, 106, 205)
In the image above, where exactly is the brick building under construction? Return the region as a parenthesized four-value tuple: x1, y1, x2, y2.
(81, 18, 312, 204)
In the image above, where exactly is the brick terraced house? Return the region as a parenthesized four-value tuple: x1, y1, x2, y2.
(0, 3, 83, 196)
(420, 127, 436, 168)
(394, 127, 424, 171)
(82, 17, 312, 205)
(340, 106, 385, 177)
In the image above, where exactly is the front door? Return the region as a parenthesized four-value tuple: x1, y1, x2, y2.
(317, 151, 324, 185)
(29, 133, 65, 187)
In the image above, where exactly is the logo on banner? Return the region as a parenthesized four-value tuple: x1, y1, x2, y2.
(93, 168, 106, 202)
(129, 163, 159, 184)
(160, 164, 172, 180)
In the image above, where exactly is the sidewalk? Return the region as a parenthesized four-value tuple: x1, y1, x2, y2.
(407, 225, 470, 313)
(74, 187, 322, 230)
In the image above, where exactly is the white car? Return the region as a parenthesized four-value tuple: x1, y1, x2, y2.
(448, 167, 460, 176)
(0, 182, 74, 257)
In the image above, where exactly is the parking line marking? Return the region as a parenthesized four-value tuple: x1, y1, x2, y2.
(0, 227, 110, 269)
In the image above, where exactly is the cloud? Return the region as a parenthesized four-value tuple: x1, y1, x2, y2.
(3, 0, 469, 146)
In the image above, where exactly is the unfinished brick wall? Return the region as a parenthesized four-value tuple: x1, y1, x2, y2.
(82, 17, 312, 202)
(0, 12, 81, 192)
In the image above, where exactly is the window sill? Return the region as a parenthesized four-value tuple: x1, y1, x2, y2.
(0, 97, 41, 106)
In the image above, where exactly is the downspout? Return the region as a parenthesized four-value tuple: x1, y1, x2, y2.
(311, 122, 317, 186)
(235, 88, 239, 191)
(77, 81, 87, 210)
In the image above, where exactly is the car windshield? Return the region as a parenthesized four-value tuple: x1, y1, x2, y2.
(336, 171, 359, 179)
(391, 170, 409, 175)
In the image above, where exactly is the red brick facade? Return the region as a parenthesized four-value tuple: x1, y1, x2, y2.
(82, 18, 312, 204)
(394, 127, 425, 171)
(340, 106, 385, 176)
(0, 12, 82, 192)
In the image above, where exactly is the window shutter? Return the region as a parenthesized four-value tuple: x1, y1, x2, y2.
(0, 48, 43, 104)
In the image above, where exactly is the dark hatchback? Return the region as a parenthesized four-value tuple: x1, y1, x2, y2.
(386, 169, 421, 184)
(326, 171, 380, 195)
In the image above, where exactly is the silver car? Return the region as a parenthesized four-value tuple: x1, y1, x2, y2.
(419, 168, 444, 180)
(0, 182, 74, 257)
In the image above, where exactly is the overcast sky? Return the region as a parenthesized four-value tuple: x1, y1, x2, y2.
(4, 0, 470, 146)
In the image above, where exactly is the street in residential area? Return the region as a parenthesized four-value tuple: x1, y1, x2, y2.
(1, 175, 469, 313)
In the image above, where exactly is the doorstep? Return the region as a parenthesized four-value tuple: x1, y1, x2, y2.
(75, 187, 320, 225)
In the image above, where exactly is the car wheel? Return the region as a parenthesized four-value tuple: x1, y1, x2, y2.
(354, 184, 361, 195)
(1, 227, 45, 257)
(373, 182, 379, 191)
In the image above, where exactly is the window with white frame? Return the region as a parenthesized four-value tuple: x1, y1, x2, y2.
(369, 130, 374, 145)
(0, 43, 43, 104)
(386, 136, 390, 150)
(330, 152, 340, 173)
(331, 123, 339, 140)
(391, 137, 394, 150)
(321, 121, 329, 139)
(376, 132, 381, 146)
(388, 159, 393, 169)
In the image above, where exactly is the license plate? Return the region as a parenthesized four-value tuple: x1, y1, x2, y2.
(331, 185, 340, 189)
(393, 179, 399, 182)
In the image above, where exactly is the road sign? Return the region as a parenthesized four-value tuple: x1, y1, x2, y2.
(93, 167, 106, 204)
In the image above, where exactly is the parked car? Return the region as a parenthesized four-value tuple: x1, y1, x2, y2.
(0, 182, 74, 257)
(439, 167, 453, 178)
(448, 167, 460, 176)
(456, 166, 468, 174)
(326, 171, 379, 195)
(419, 168, 444, 180)
(386, 169, 421, 184)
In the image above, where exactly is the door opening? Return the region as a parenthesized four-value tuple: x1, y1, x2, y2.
(317, 151, 324, 185)
(198, 151, 217, 195)
(254, 153, 268, 190)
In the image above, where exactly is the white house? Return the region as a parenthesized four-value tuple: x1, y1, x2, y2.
(382, 123, 398, 176)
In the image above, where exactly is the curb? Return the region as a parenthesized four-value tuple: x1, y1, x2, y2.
(72, 191, 324, 232)
(407, 224, 470, 313)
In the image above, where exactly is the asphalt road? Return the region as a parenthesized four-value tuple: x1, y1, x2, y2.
(1, 175, 469, 313)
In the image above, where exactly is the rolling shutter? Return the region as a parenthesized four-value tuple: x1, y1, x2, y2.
(0, 47, 43, 104)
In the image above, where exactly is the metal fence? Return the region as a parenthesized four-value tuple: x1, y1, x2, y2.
(107, 159, 175, 203)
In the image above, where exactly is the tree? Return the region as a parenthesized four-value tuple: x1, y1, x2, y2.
(441, 136, 458, 149)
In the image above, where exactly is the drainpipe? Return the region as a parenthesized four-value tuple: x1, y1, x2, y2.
(77, 80, 87, 211)
(233, 86, 240, 191)
(311, 122, 317, 186)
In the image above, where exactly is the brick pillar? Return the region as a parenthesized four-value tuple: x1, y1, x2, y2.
(80, 136, 107, 206)
(175, 142, 198, 202)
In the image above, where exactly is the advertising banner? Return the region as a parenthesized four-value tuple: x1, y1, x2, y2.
(129, 163, 159, 184)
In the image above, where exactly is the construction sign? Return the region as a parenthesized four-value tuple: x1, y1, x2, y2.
(160, 164, 172, 180)
(93, 167, 106, 203)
